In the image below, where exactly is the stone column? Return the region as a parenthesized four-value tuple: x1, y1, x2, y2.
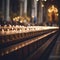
(2, 0, 5, 21)
(34, 0, 37, 17)
(24, 0, 27, 15)
(40, 0, 44, 24)
(37, 0, 42, 25)
(6, 0, 10, 21)
(34, 0, 38, 24)
(2, 0, 10, 21)
(19, 0, 24, 16)
(31, 0, 38, 24)
(31, 0, 35, 24)
(38, 0, 44, 25)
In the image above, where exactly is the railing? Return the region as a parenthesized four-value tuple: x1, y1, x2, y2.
(0, 25, 59, 35)
(0, 25, 59, 60)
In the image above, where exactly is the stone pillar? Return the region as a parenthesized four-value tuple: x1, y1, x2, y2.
(20, 0, 24, 16)
(2, 0, 10, 21)
(31, 0, 35, 24)
(38, 0, 44, 25)
(37, 0, 42, 25)
(40, 0, 43, 24)
(6, 0, 10, 21)
(34, 0, 38, 24)
(34, 0, 37, 17)
(2, 0, 5, 21)
(24, 0, 27, 15)
(31, 0, 38, 24)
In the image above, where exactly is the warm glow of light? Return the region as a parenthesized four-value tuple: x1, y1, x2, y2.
(13, 15, 30, 24)
(44, 0, 47, 2)
(41, 4, 44, 7)
(54, 8, 58, 12)
(52, 5, 54, 9)
(48, 9, 52, 13)
(42, 0, 47, 2)
(36, 0, 39, 1)
(48, 5, 58, 13)
(20, 20, 23, 23)
(17, 16, 20, 19)
(56, 13, 59, 16)
(32, 16, 34, 18)
(48, 5, 58, 22)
